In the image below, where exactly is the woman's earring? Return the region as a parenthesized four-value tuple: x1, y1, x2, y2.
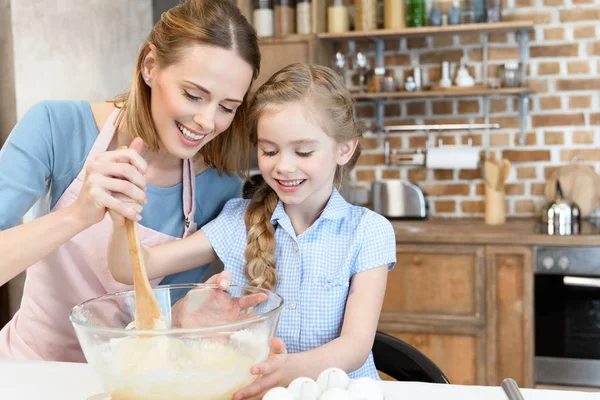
(145, 77, 149, 82)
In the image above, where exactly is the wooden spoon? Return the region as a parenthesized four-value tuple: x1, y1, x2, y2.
(498, 159, 511, 191)
(118, 146, 163, 330)
(484, 159, 500, 190)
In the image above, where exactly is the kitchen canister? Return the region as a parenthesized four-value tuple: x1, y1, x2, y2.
(253, 0, 274, 37)
(296, 0, 312, 34)
(274, 0, 295, 36)
(384, 0, 405, 29)
(327, 0, 350, 32)
(355, 0, 378, 31)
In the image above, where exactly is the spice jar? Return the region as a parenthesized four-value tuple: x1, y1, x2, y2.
(355, 0, 377, 31)
(275, 0, 295, 37)
(384, 0, 405, 29)
(296, 0, 312, 34)
(253, 0, 274, 37)
(327, 0, 349, 33)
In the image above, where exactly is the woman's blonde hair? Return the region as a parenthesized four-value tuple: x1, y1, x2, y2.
(113, 0, 260, 177)
(243, 63, 362, 290)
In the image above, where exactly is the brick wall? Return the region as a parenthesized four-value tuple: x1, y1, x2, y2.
(352, 2, 600, 218)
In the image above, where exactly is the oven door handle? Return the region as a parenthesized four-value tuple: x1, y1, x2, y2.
(563, 276, 600, 288)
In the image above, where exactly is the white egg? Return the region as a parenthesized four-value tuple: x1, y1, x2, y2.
(262, 387, 295, 400)
(316, 367, 350, 392)
(346, 377, 384, 400)
(319, 388, 352, 400)
(287, 377, 321, 400)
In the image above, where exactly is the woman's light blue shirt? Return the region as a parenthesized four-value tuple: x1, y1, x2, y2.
(202, 188, 397, 379)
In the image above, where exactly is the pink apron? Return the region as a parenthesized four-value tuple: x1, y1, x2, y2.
(0, 109, 198, 361)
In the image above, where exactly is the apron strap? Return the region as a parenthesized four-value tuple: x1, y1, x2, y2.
(77, 108, 121, 180)
(182, 158, 197, 238)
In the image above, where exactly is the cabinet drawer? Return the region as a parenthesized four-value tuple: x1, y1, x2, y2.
(383, 244, 484, 317)
(388, 331, 482, 385)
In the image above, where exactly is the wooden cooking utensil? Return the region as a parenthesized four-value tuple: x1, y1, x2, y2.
(118, 146, 163, 330)
(484, 159, 500, 190)
(499, 158, 511, 190)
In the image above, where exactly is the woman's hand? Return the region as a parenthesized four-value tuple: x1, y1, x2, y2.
(171, 271, 268, 328)
(72, 137, 148, 227)
(233, 338, 288, 400)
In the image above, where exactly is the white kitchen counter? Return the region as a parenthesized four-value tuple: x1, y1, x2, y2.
(0, 359, 598, 400)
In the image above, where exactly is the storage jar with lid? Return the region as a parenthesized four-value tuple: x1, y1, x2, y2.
(327, 0, 349, 33)
(253, 0, 274, 37)
(274, 0, 295, 36)
(355, 0, 377, 31)
(296, 0, 312, 34)
(384, 0, 405, 29)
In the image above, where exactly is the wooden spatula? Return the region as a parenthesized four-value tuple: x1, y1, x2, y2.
(118, 146, 163, 330)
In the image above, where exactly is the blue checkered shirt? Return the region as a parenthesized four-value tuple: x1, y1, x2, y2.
(202, 188, 396, 379)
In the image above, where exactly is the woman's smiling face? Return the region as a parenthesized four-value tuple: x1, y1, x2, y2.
(143, 43, 254, 160)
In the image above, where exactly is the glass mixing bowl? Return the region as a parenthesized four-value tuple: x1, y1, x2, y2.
(70, 284, 283, 400)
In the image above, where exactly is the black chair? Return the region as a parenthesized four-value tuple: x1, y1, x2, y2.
(372, 331, 450, 384)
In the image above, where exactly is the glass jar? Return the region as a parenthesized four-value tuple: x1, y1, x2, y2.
(499, 62, 521, 88)
(327, 0, 349, 33)
(296, 0, 312, 34)
(384, 0, 405, 29)
(355, 0, 378, 31)
(274, 0, 295, 37)
(253, 0, 274, 37)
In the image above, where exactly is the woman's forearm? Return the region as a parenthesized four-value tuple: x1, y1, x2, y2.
(281, 334, 373, 385)
(0, 205, 92, 286)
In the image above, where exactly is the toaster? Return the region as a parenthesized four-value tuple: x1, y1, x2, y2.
(371, 180, 427, 219)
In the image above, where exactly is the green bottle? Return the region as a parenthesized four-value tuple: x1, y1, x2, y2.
(407, 0, 426, 27)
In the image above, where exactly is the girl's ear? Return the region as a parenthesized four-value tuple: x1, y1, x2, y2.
(336, 138, 359, 166)
(141, 44, 158, 85)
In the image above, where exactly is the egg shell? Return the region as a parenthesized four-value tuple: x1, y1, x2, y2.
(319, 388, 352, 400)
(316, 367, 350, 392)
(346, 377, 384, 400)
(287, 377, 321, 400)
(262, 387, 295, 400)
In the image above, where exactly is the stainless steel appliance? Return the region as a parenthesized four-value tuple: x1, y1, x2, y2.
(371, 180, 427, 219)
(534, 245, 600, 387)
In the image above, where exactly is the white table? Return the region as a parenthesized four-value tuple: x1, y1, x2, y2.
(1, 359, 598, 400)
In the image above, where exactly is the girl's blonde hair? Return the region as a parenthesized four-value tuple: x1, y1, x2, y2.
(113, 0, 260, 178)
(243, 63, 363, 290)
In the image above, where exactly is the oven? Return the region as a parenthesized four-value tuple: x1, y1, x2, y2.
(534, 246, 600, 387)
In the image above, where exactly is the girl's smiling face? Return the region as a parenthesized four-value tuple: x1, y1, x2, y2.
(257, 102, 352, 214)
(143, 43, 254, 160)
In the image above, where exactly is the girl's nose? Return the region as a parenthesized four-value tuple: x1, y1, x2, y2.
(275, 153, 296, 174)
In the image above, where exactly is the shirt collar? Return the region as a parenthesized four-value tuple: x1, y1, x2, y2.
(270, 187, 350, 225)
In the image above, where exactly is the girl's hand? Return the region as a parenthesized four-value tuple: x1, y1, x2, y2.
(72, 138, 147, 227)
(233, 338, 288, 400)
(171, 271, 268, 328)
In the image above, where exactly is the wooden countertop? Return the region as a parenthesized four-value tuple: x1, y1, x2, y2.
(391, 218, 600, 246)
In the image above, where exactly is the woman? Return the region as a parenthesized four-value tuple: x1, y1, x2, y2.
(0, 0, 260, 362)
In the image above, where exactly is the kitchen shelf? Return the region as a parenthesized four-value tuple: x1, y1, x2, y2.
(352, 87, 535, 100)
(258, 34, 315, 45)
(317, 21, 534, 41)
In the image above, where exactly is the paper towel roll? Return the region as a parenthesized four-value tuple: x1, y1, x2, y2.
(426, 147, 480, 170)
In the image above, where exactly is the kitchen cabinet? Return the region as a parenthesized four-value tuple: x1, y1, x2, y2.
(379, 241, 533, 387)
(486, 246, 534, 388)
(256, 35, 329, 88)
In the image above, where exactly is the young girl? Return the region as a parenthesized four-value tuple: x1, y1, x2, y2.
(108, 63, 396, 399)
